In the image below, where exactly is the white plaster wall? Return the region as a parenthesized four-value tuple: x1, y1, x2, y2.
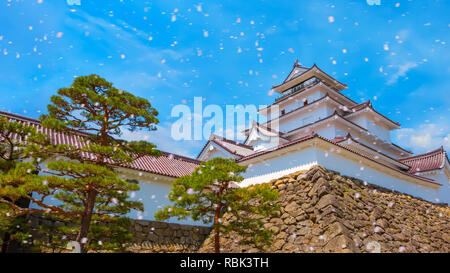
(239, 146, 450, 204)
(316, 125, 338, 140)
(278, 89, 326, 114)
(279, 105, 330, 133)
(29, 161, 206, 226)
(315, 148, 450, 204)
(350, 115, 369, 129)
(367, 119, 391, 143)
(350, 114, 391, 143)
(127, 179, 207, 226)
(335, 126, 347, 137)
(281, 99, 302, 114)
(420, 170, 450, 197)
(252, 136, 281, 152)
(240, 147, 318, 187)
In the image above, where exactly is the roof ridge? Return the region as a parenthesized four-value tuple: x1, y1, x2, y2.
(237, 131, 318, 161)
(391, 143, 412, 154)
(0, 110, 42, 124)
(281, 59, 310, 83)
(1, 110, 95, 138)
(276, 65, 315, 88)
(399, 147, 445, 161)
(256, 122, 285, 136)
(210, 134, 254, 150)
(349, 100, 370, 110)
(160, 151, 201, 164)
(340, 135, 411, 169)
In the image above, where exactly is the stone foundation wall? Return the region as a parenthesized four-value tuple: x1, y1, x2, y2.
(28, 214, 212, 253)
(22, 166, 450, 253)
(128, 219, 212, 252)
(199, 166, 450, 253)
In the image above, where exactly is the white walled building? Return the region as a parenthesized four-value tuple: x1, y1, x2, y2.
(198, 61, 450, 204)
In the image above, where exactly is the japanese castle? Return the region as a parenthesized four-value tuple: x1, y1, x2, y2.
(1, 61, 449, 222)
(198, 61, 450, 204)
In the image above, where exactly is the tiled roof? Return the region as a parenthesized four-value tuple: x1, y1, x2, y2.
(237, 132, 318, 162)
(334, 134, 411, 170)
(236, 131, 440, 186)
(330, 134, 351, 143)
(399, 147, 449, 174)
(244, 122, 286, 137)
(126, 151, 200, 178)
(282, 60, 309, 83)
(197, 134, 255, 159)
(0, 111, 199, 178)
(349, 101, 371, 112)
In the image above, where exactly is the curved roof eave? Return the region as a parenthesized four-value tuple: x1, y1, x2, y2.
(272, 64, 348, 92)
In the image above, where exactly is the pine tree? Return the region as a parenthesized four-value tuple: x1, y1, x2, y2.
(0, 116, 47, 173)
(0, 74, 160, 252)
(155, 158, 280, 253)
(0, 117, 48, 252)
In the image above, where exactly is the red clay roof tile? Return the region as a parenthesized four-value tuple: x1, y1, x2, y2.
(0, 111, 199, 178)
(399, 147, 449, 174)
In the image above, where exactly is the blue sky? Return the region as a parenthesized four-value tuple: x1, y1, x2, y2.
(0, 0, 449, 157)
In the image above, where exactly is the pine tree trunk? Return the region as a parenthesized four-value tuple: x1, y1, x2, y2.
(1, 232, 10, 253)
(76, 190, 97, 253)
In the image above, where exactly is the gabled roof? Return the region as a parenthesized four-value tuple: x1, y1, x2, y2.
(243, 121, 286, 137)
(399, 147, 449, 174)
(237, 132, 318, 162)
(273, 62, 348, 93)
(210, 134, 255, 157)
(0, 111, 200, 178)
(349, 101, 372, 112)
(197, 134, 255, 160)
(282, 59, 310, 83)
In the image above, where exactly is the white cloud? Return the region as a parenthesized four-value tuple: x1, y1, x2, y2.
(120, 122, 204, 158)
(386, 62, 418, 85)
(394, 123, 450, 154)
